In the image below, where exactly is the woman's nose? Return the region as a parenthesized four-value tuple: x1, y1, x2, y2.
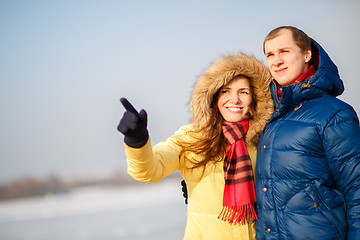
(229, 93, 240, 103)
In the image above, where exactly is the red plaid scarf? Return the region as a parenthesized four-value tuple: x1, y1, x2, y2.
(218, 120, 257, 225)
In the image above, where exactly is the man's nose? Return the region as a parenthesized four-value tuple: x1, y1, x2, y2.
(273, 54, 283, 65)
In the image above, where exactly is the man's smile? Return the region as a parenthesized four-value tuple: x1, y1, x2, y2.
(274, 67, 287, 74)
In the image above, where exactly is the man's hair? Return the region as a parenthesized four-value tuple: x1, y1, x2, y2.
(263, 26, 312, 53)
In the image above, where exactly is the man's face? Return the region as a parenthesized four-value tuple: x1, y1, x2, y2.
(264, 29, 311, 86)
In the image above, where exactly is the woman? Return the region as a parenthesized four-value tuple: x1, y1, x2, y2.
(117, 53, 274, 239)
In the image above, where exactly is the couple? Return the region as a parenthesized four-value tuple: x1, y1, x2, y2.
(117, 26, 360, 240)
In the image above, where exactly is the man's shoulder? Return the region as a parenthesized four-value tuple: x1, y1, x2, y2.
(305, 95, 358, 123)
(312, 95, 355, 113)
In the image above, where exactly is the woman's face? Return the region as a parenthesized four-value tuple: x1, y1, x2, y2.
(217, 76, 252, 122)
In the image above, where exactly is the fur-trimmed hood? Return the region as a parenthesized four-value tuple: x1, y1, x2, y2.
(190, 53, 274, 145)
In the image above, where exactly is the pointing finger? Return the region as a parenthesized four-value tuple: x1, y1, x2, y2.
(120, 98, 138, 114)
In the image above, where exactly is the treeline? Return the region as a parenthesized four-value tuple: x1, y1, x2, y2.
(0, 170, 182, 201)
(0, 175, 69, 201)
(0, 171, 137, 201)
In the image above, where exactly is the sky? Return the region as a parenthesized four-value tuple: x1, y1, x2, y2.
(1, 0, 359, 183)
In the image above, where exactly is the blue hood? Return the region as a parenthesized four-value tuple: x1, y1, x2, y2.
(310, 39, 344, 96)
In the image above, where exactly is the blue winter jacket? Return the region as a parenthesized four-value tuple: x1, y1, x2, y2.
(255, 40, 360, 240)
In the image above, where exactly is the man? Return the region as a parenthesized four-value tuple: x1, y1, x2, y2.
(255, 26, 360, 239)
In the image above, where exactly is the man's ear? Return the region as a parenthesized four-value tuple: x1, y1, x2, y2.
(304, 49, 312, 63)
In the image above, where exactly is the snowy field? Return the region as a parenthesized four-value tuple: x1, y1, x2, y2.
(0, 179, 187, 240)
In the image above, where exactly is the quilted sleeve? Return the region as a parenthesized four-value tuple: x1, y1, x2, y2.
(323, 107, 360, 239)
(125, 126, 187, 183)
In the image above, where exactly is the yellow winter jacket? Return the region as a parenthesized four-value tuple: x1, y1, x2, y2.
(125, 125, 257, 240)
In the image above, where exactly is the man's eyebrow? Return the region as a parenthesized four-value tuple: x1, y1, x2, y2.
(265, 47, 292, 55)
(279, 47, 291, 51)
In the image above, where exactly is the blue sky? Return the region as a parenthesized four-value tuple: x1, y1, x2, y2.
(1, 0, 359, 183)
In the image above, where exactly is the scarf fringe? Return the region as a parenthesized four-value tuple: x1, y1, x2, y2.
(218, 203, 258, 225)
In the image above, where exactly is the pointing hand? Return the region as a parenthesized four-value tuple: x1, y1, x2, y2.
(117, 98, 149, 148)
